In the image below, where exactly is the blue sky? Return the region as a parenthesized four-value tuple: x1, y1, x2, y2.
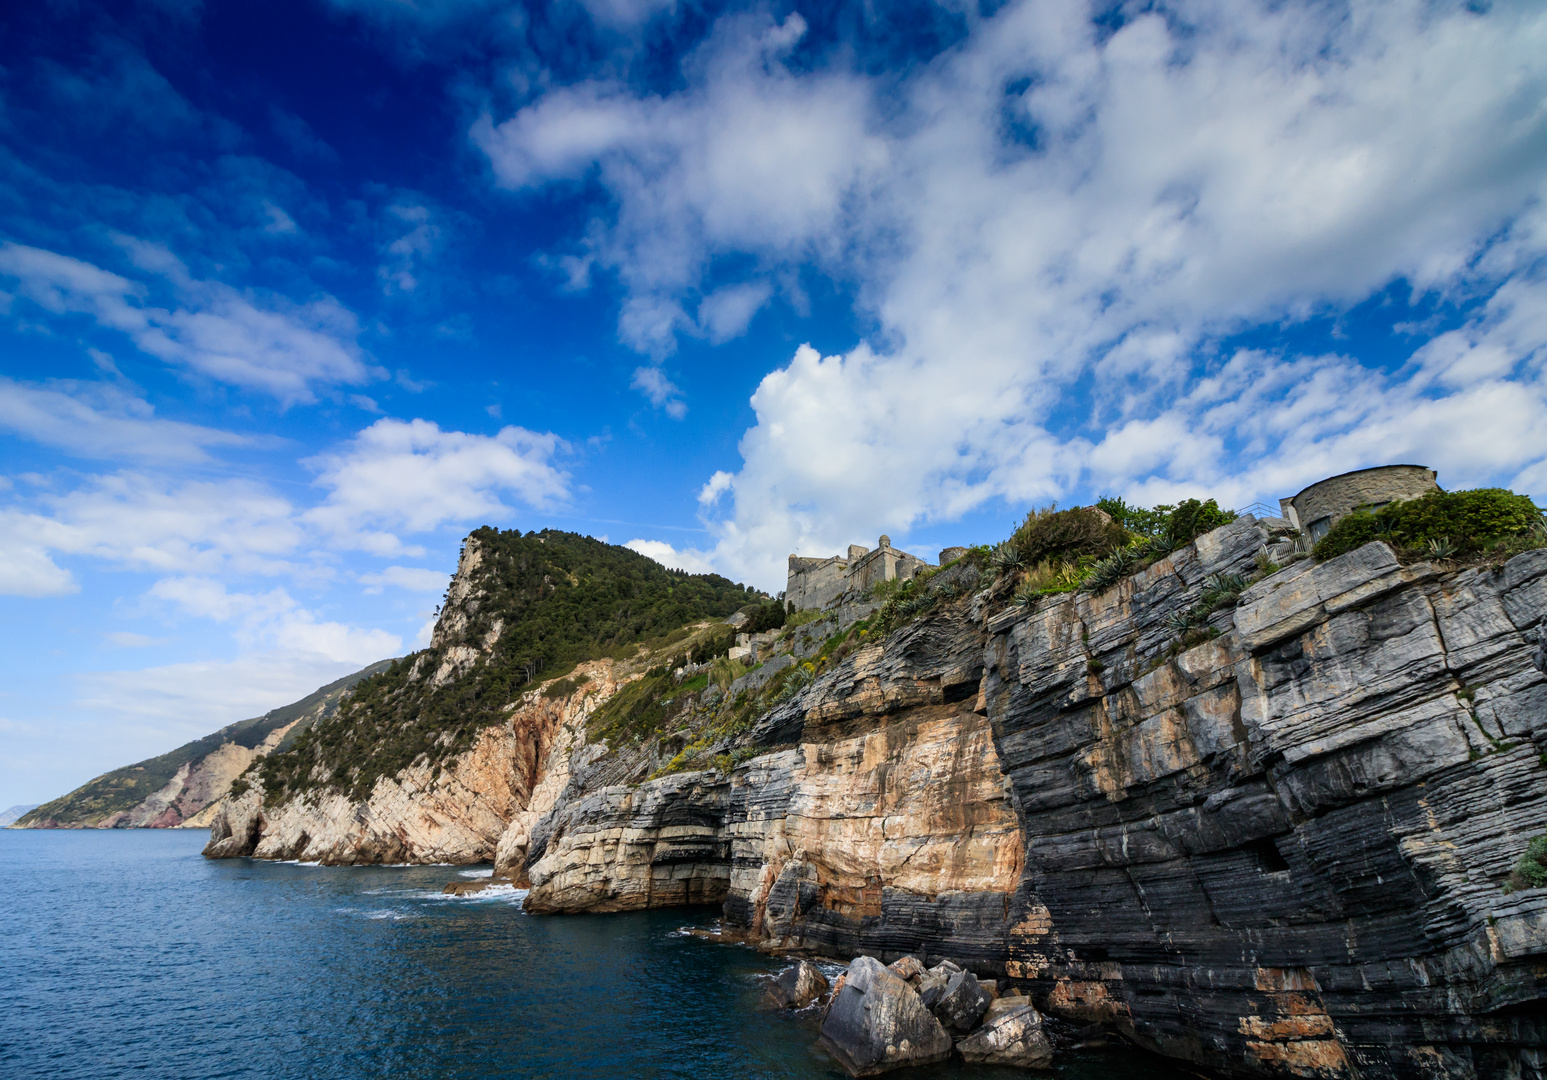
(3, 0, 1546, 808)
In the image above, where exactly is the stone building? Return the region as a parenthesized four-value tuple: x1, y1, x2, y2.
(1279, 464, 1439, 542)
(786, 535, 934, 611)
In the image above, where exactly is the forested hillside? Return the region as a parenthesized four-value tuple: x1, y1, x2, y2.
(253, 528, 763, 803)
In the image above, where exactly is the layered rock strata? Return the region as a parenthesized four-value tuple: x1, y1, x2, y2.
(210, 516, 1547, 1077)
(509, 524, 1547, 1077)
(983, 530, 1547, 1079)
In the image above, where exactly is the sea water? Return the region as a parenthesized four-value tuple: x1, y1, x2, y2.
(0, 830, 1186, 1080)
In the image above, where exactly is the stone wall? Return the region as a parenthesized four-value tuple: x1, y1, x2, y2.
(1283, 465, 1439, 540)
(788, 536, 935, 611)
(788, 554, 851, 611)
(849, 535, 932, 593)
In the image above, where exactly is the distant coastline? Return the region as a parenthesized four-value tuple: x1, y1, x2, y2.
(0, 804, 39, 828)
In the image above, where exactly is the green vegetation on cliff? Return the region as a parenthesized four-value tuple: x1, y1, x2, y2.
(255, 529, 761, 803)
(1313, 487, 1546, 562)
(18, 661, 392, 828)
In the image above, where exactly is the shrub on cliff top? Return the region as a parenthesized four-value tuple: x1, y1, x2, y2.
(1313, 488, 1543, 562)
(1159, 499, 1237, 549)
(1095, 496, 1235, 550)
(1009, 505, 1131, 567)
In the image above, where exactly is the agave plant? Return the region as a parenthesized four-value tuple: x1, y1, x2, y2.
(1200, 571, 1249, 609)
(1426, 536, 1460, 560)
(988, 540, 1027, 574)
(1164, 608, 1201, 633)
(1082, 552, 1128, 594)
(1013, 581, 1041, 607)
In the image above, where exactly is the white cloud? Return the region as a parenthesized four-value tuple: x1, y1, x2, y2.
(624, 538, 715, 574)
(630, 366, 688, 419)
(304, 417, 570, 554)
(0, 472, 303, 596)
(0, 241, 375, 404)
(481, 0, 1547, 588)
(579, 0, 674, 30)
(358, 565, 450, 593)
(697, 281, 771, 343)
(473, 11, 885, 355)
(148, 576, 401, 663)
(413, 616, 437, 649)
(0, 417, 571, 595)
(378, 202, 440, 294)
(0, 376, 251, 463)
(0, 525, 79, 597)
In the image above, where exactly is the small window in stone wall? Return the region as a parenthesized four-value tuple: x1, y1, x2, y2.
(1308, 516, 1332, 541)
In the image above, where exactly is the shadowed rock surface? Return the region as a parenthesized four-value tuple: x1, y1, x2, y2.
(765, 960, 829, 1010)
(930, 969, 992, 1033)
(817, 956, 952, 1075)
(956, 997, 1053, 1067)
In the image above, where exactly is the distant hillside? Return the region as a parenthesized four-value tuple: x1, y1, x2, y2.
(255, 527, 762, 804)
(16, 660, 395, 829)
(0, 804, 39, 827)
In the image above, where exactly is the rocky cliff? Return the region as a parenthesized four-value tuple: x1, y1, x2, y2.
(17, 661, 393, 829)
(209, 517, 1547, 1078)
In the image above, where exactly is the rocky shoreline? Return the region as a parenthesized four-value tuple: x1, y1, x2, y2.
(207, 519, 1547, 1079)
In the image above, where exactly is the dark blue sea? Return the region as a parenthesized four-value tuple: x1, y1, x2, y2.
(1, 830, 1181, 1079)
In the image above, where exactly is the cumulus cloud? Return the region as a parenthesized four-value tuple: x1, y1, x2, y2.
(623, 538, 715, 574)
(377, 201, 441, 294)
(0, 376, 252, 463)
(0, 241, 375, 404)
(579, 0, 675, 30)
(304, 417, 571, 554)
(76, 648, 396, 738)
(698, 281, 771, 343)
(473, 11, 885, 354)
(148, 576, 401, 662)
(0, 524, 79, 597)
(479, 0, 1547, 588)
(0, 416, 572, 594)
(103, 632, 165, 648)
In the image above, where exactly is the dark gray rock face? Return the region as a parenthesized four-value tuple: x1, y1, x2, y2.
(985, 533, 1547, 1078)
(956, 997, 1053, 1067)
(916, 974, 947, 1010)
(765, 960, 829, 1009)
(817, 957, 952, 1076)
(930, 969, 992, 1033)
